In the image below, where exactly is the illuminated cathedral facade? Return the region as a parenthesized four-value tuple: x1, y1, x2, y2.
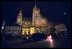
(16, 3, 50, 36)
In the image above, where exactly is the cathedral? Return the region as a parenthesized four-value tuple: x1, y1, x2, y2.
(16, 3, 50, 36)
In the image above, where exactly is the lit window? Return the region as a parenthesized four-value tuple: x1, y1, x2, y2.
(30, 27, 35, 35)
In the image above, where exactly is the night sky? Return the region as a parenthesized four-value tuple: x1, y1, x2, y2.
(1, 1, 71, 32)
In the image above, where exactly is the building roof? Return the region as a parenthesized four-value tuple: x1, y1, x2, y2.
(5, 23, 21, 26)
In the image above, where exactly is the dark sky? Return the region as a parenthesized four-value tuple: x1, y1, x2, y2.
(1, 1, 71, 30)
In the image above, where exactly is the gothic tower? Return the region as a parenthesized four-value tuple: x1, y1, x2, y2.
(17, 9, 22, 26)
(32, 2, 41, 26)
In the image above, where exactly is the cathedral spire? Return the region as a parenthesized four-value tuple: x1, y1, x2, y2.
(16, 9, 22, 26)
(34, 2, 37, 10)
(19, 9, 22, 16)
(35, 2, 36, 8)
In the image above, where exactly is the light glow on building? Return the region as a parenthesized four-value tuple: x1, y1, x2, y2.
(30, 27, 35, 35)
